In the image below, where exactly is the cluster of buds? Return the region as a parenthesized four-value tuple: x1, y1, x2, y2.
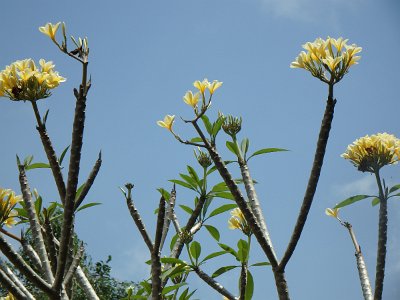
(228, 208, 252, 236)
(222, 115, 242, 138)
(0, 59, 65, 101)
(179, 230, 194, 244)
(341, 133, 400, 173)
(0, 188, 22, 228)
(291, 37, 361, 84)
(194, 148, 212, 168)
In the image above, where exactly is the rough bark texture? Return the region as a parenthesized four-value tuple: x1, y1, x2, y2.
(355, 252, 373, 300)
(374, 198, 388, 300)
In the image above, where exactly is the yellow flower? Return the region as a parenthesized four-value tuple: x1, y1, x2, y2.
(0, 188, 22, 228)
(183, 91, 200, 108)
(291, 37, 361, 84)
(208, 80, 223, 94)
(0, 59, 65, 101)
(228, 208, 251, 236)
(193, 78, 210, 94)
(157, 115, 175, 131)
(39, 22, 61, 42)
(341, 133, 400, 173)
(325, 207, 340, 219)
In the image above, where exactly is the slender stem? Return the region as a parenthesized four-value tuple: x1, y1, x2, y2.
(151, 198, 165, 300)
(30, 100, 66, 204)
(0, 228, 21, 242)
(160, 187, 175, 251)
(239, 262, 248, 300)
(374, 170, 388, 300)
(239, 160, 277, 262)
(74, 151, 102, 211)
(279, 96, 336, 271)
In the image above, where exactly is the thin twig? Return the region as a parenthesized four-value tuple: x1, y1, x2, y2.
(160, 186, 175, 251)
(193, 266, 238, 300)
(125, 184, 154, 252)
(74, 151, 102, 211)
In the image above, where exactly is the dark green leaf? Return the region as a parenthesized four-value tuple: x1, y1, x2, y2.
(59, 145, 70, 166)
(26, 163, 51, 170)
(245, 271, 254, 300)
(213, 192, 235, 200)
(75, 183, 85, 201)
(218, 243, 238, 260)
(211, 182, 230, 192)
(187, 166, 200, 184)
(179, 204, 194, 215)
(157, 188, 171, 201)
(76, 202, 101, 212)
(212, 117, 224, 138)
(207, 161, 235, 175)
(190, 241, 201, 262)
(201, 115, 213, 135)
(250, 261, 271, 267)
(180, 173, 199, 189)
(35, 196, 42, 216)
(226, 141, 240, 157)
(160, 257, 187, 265)
(14, 208, 28, 219)
(248, 148, 288, 161)
(170, 233, 179, 251)
(208, 204, 237, 218)
(334, 195, 373, 209)
(241, 138, 250, 156)
(204, 225, 220, 241)
(237, 239, 249, 263)
(389, 184, 400, 194)
(162, 283, 187, 296)
(212, 265, 238, 278)
(201, 250, 227, 263)
(169, 179, 197, 191)
(179, 288, 189, 300)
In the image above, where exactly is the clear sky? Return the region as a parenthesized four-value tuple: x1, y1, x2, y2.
(1, 0, 399, 299)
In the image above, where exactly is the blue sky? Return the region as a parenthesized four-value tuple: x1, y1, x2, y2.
(1, 0, 399, 299)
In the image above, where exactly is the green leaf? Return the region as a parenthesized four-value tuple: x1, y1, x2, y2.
(208, 204, 237, 218)
(207, 161, 235, 175)
(212, 265, 238, 278)
(190, 241, 201, 263)
(211, 182, 230, 192)
(187, 166, 200, 184)
(75, 183, 85, 201)
(218, 243, 238, 260)
(59, 145, 70, 166)
(26, 163, 51, 170)
(35, 196, 42, 216)
(212, 117, 224, 138)
(250, 261, 271, 267)
(190, 137, 203, 143)
(212, 192, 235, 200)
(179, 288, 189, 300)
(76, 202, 101, 212)
(226, 141, 240, 157)
(204, 225, 220, 241)
(162, 283, 187, 296)
(169, 179, 197, 191)
(201, 115, 213, 135)
(180, 174, 199, 189)
(334, 195, 374, 209)
(371, 197, 380, 206)
(202, 197, 212, 219)
(245, 270, 254, 300)
(248, 148, 288, 161)
(179, 204, 194, 215)
(170, 233, 179, 251)
(14, 208, 28, 219)
(201, 250, 227, 264)
(241, 138, 250, 156)
(160, 257, 187, 265)
(237, 239, 249, 263)
(389, 184, 400, 194)
(157, 188, 171, 200)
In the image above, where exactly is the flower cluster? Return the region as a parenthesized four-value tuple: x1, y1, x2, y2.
(228, 208, 252, 236)
(341, 133, 400, 173)
(291, 37, 361, 84)
(157, 78, 222, 131)
(0, 59, 66, 101)
(0, 188, 22, 228)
